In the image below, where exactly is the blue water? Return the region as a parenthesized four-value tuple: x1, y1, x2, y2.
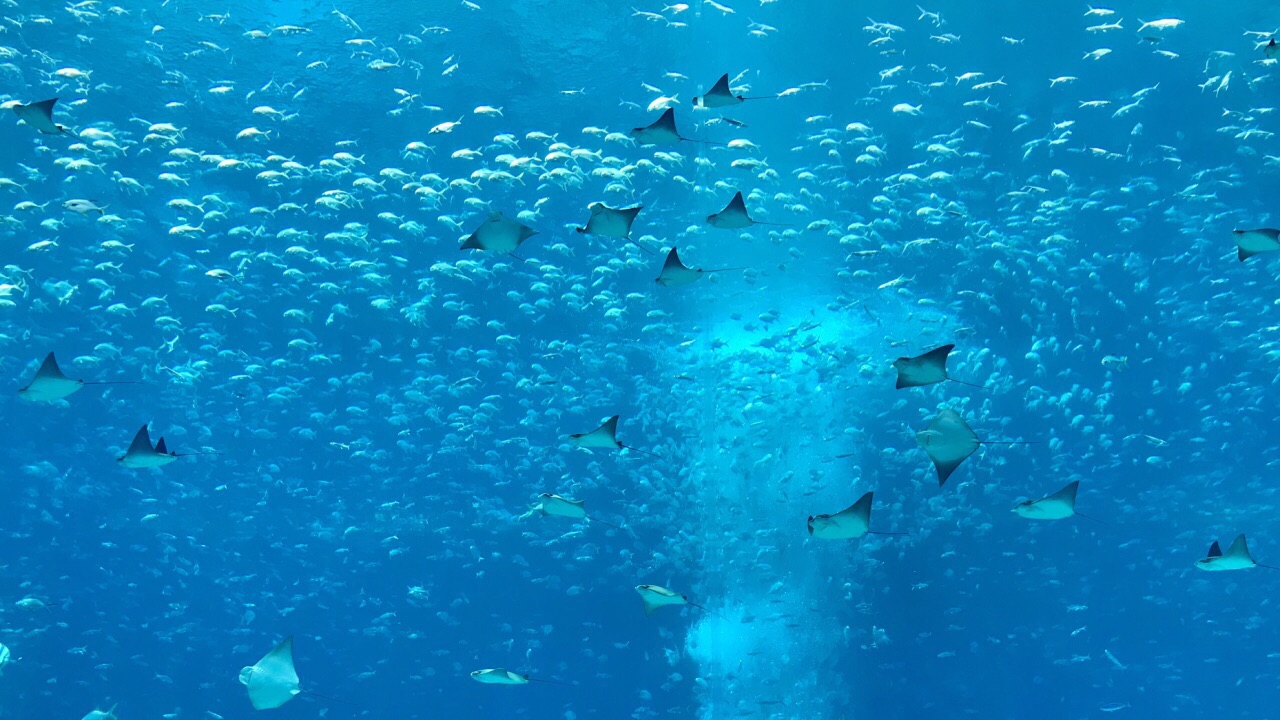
(4, 1, 1280, 719)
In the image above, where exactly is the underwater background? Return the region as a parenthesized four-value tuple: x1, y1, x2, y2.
(3, 0, 1280, 718)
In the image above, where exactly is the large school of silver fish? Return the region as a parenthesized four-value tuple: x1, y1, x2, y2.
(3, 1, 1280, 718)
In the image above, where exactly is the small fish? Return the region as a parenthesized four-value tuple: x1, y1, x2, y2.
(80, 704, 117, 720)
(1137, 17, 1183, 32)
(429, 118, 462, 133)
(15, 597, 49, 612)
(1101, 355, 1128, 371)
(64, 199, 106, 215)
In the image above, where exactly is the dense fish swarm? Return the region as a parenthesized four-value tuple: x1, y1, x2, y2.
(2, 2, 1279, 719)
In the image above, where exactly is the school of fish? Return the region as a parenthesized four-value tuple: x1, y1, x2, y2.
(3, 2, 1280, 719)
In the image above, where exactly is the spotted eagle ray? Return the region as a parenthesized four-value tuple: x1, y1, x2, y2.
(533, 493, 624, 530)
(12, 98, 76, 136)
(807, 491, 908, 539)
(470, 668, 572, 686)
(19, 352, 135, 402)
(117, 426, 180, 469)
(117, 425, 219, 469)
(694, 73, 778, 109)
(461, 212, 537, 255)
(1012, 480, 1103, 523)
(892, 344, 983, 389)
(630, 108, 723, 146)
(240, 637, 301, 710)
(569, 415, 660, 458)
(654, 247, 746, 287)
(634, 584, 722, 619)
(915, 408, 1035, 486)
(1233, 228, 1280, 261)
(706, 192, 790, 230)
(575, 202, 650, 253)
(1196, 534, 1277, 571)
